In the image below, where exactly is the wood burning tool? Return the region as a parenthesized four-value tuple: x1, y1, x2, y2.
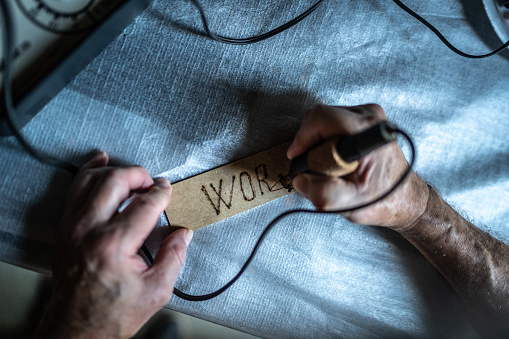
(287, 121, 399, 181)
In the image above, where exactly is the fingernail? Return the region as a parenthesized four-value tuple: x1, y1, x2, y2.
(155, 178, 171, 188)
(286, 144, 295, 160)
(292, 175, 309, 194)
(184, 229, 193, 246)
(94, 151, 107, 160)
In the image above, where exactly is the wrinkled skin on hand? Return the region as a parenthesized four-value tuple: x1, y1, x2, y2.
(287, 104, 429, 230)
(36, 152, 193, 339)
(287, 104, 509, 337)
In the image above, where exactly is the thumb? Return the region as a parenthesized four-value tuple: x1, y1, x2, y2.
(143, 228, 193, 300)
(293, 174, 358, 211)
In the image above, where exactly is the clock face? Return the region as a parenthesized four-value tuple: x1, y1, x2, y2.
(15, 0, 124, 34)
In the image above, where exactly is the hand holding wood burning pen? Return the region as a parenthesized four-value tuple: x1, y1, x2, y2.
(38, 104, 509, 339)
(289, 120, 399, 179)
(287, 105, 509, 338)
(286, 104, 428, 228)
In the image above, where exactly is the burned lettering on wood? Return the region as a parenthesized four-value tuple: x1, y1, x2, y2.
(201, 163, 286, 215)
(255, 164, 270, 195)
(239, 172, 256, 201)
(255, 163, 283, 194)
(167, 141, 292, 231)
(201, 176, 236, 215)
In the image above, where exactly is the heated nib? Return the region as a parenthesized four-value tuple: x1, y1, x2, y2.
(278, 173, 293, 192)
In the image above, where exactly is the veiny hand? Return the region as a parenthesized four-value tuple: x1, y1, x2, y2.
(36, 152, 193, 339)
(287, 104, 429, 230)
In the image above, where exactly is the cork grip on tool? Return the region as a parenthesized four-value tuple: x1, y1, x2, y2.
(306, 137, 359, 177)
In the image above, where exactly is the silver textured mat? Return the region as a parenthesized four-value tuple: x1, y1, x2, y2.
(1, 0, 508, 337)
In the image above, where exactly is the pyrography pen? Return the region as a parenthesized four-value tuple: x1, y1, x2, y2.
(288, 121, 399, 179)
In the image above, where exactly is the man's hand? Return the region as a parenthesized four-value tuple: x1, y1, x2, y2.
(289, 104, 509, 337)
(287, 104, 429, 230)
(36, 151, 193, 339)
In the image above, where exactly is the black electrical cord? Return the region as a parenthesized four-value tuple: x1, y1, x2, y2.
(142, 128, 416, 301)
(192, 0, 509, 57)
(392, 0, 509, 58)
(1, 0, 504, 301)
(191, 0, 324, 44)
(0, 0, 79, 175)
(2, 0, 508, 177)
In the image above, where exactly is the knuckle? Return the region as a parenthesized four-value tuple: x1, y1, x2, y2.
(82, 227, 120, 260)
(73, 169, 97, 191)
(155, 183, 172, 199)
(342, 104, 385, 130)
(364, 103, 382, 110)
(103, 167, 122, 182)
(305, 104, 326, 119)
(136, 192, 163, 211)
(312, 104, 329, 117)
(97, 235, 119, 259)
(363, 103, 387, 119)
(78, 170, 95, 184)
(132, 165, 148, 172)
(131, 165, 151, 180)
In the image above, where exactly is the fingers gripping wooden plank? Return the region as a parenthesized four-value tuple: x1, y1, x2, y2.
(166, 143, 293, 231)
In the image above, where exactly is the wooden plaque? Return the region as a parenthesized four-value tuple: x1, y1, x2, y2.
(166, 142, 293, 231)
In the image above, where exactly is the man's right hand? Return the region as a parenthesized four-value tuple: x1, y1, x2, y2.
(288, 104, 509, 338)
(287, 104, 429, 230)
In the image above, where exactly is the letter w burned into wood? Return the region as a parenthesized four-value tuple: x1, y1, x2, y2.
(166, 142, 293, 231)
(201, 177, 236, 215)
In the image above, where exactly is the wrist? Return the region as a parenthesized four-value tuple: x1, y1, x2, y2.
(389, 174, 430, 232)
(396, 183, 438, 237)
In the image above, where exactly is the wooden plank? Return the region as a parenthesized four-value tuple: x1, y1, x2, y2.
(166, 142, 293, 231)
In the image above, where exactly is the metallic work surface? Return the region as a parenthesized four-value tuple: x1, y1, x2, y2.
(1, 0, 508, 337)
